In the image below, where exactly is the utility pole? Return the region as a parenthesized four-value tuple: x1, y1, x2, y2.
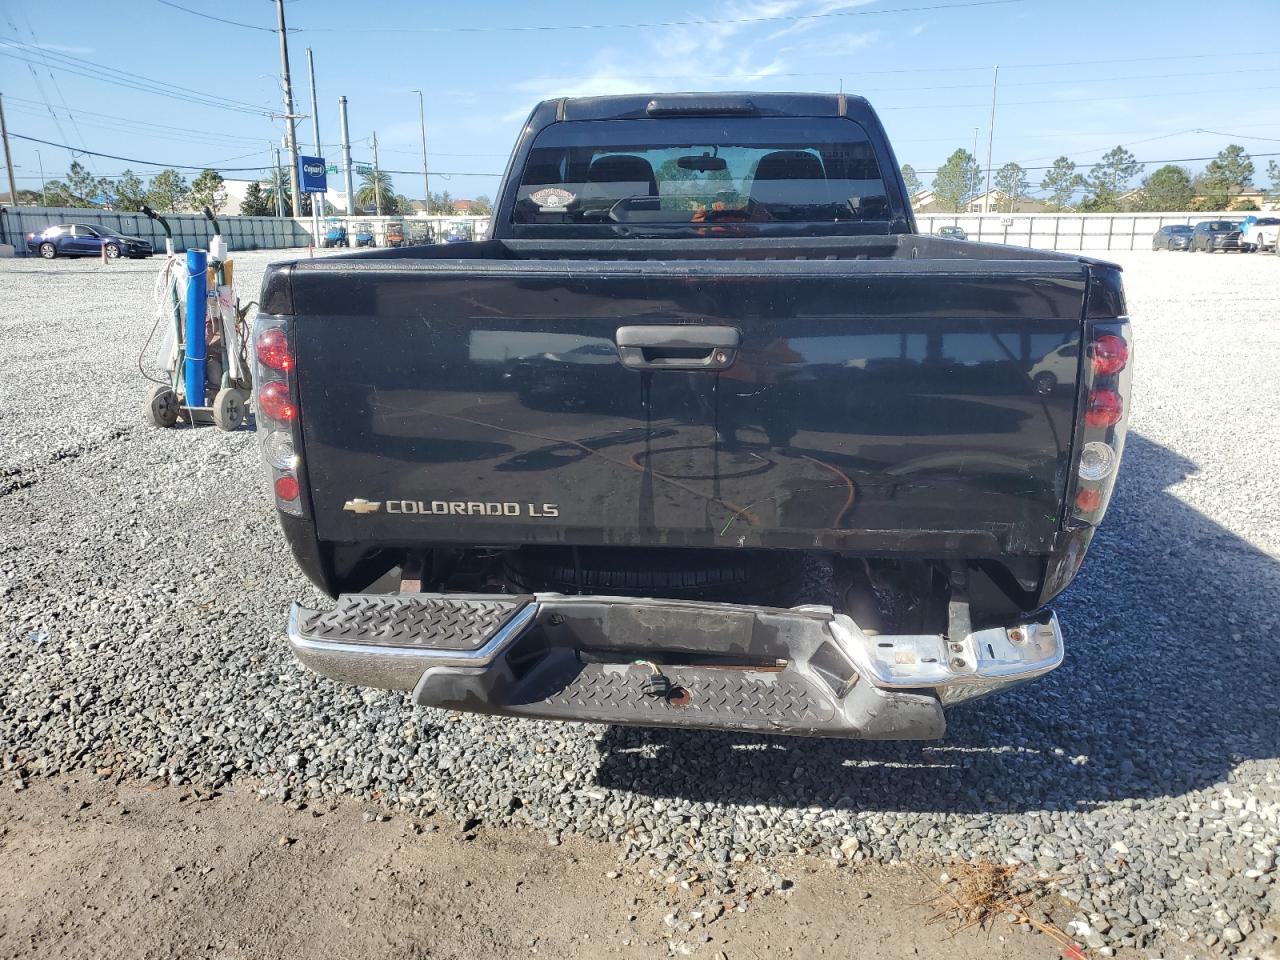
(338, 96, 355, 215)
(984, 65, 998, 214)
(271, 144, 284, 217)
(306, 46, 323, 239)
(274, 0, 302, 219)
(35, 149, 47, 205)
(411, 89, 430, 215)
(371, 130, 382, 216)
(0, 94, 17, 207)
(971, 127, 979, 212)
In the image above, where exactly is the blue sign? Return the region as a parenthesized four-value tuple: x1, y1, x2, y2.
(298, 155, 328, 193)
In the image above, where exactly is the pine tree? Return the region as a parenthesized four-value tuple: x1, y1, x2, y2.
(1135, 165, 1194, 212)
(114, 170, 146, 210)
(900, 164, 923, 198)
(1197, 145, 1254, 208)
(932, 149, 979, 213)
(993, 163, 1029, 212)
(1081, 147, 1141, 212)
(240, 182, 272, 217)
(144, 169, 190, 213)
(189, 169, 228, 215)
(1041, 157, 1083, 211)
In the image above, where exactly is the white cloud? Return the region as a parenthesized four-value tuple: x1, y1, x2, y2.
(764, 0, 876, 41)
(501, 0, 871, 121)
(777, 29, 879, 59)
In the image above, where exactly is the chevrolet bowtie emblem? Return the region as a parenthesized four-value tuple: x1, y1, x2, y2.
(343, 498, 382, 514)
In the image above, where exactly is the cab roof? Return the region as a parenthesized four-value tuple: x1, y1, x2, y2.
(532, 92, 875, 124)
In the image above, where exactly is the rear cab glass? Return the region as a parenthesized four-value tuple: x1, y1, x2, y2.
(512, 117, 890, 236)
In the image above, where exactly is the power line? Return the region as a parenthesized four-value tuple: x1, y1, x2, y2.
(0, 49, 272, 117)
(1195, 127, 1280, 144)
(3, 100, 270, 148)
(151, 0, 280, 33)
(13, 6, 100, 174)
(24, 128, 1277, 184)
(0, 38, 274, 116)
(0, 37, 270, 111)
(8, 131, 506, 177)
(877, 82, 1280, 112)
(152, 0, 1029, 35)
(2, 13, 75, 162)
(908, 149, 1280, 177)
(437, 50, 1280, 95)
(8, 132, 273, 172)
(506, 63, 1280, 90)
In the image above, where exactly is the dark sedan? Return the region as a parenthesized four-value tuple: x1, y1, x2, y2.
(1191, 220, 1244, 253)
(26, 223, 154, 260)
(1152, 224, 1193, 251)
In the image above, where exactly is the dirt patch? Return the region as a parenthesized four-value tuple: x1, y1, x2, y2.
(0, 774, 1057, 960)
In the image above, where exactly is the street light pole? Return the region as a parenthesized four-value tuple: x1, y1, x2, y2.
(306, 46, 322, 240)
(411, 89, 430, 215)
(371, 130, 382, 216)
(36, 149, 47, 205)
(338, 96, 355, 215)
(274, 0, 302, 218)
(984, 65, 998, 214)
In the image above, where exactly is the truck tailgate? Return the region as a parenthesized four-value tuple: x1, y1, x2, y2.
(288, 258, 1088, 556)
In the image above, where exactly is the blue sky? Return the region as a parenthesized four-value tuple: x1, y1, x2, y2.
(4, 0, 1280, 203)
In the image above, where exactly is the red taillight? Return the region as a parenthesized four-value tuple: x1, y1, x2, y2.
(1075, 488, 1103, 512)
(1090, 334, 1128, 376)
(274, 475, 300, 501)
(258, 380, 296, 422)
(1085, 389, 1123, 428)
(256, 327, 294, 372)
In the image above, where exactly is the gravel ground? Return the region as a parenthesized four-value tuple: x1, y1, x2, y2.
(2, 247, 1279, 958)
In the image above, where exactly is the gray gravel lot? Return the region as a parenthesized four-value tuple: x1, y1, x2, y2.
(2, 247, 1279, 957)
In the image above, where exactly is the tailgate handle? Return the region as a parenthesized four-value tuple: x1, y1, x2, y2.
(615, 325, 740, 371)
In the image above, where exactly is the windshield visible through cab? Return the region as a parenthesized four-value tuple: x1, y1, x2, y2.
(512, 117, 889, 232)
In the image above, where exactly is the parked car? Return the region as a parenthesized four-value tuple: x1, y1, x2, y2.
(936, 225, 967, 240)
(321, 225, 348, 248)
(255, 92, 1130, 741)
(1028, 341, 1080, 394)
(1241, 217, 1280, 253)
(26, 223, 153, 260)
(1151, 224, 1193, 251)
(353, 223, 375, 248)
(385, 222, 405, 247)
(1191, 220, 1244, 253)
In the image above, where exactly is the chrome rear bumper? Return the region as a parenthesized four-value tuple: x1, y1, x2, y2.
(287, 594, 1062, 740)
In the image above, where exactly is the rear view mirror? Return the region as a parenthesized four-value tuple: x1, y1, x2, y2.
(678, 155, 728, 172)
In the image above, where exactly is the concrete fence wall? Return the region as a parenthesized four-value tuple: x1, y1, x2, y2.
(916, 211, 1258, 251)
(1, 206, 1260, 255)
(0, 206, 316, 253)
(0, 207, 493, 253)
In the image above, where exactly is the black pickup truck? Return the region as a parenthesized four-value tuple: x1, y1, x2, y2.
(253, 93, 1131, 740)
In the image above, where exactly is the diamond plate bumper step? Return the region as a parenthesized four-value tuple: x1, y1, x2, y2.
(287, 593, 1063, 740)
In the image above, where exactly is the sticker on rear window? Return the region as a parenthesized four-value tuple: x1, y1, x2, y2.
(530, 187, 575, 212)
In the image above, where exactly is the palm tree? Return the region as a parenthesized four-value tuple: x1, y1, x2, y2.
(356, 170, 395, 214)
